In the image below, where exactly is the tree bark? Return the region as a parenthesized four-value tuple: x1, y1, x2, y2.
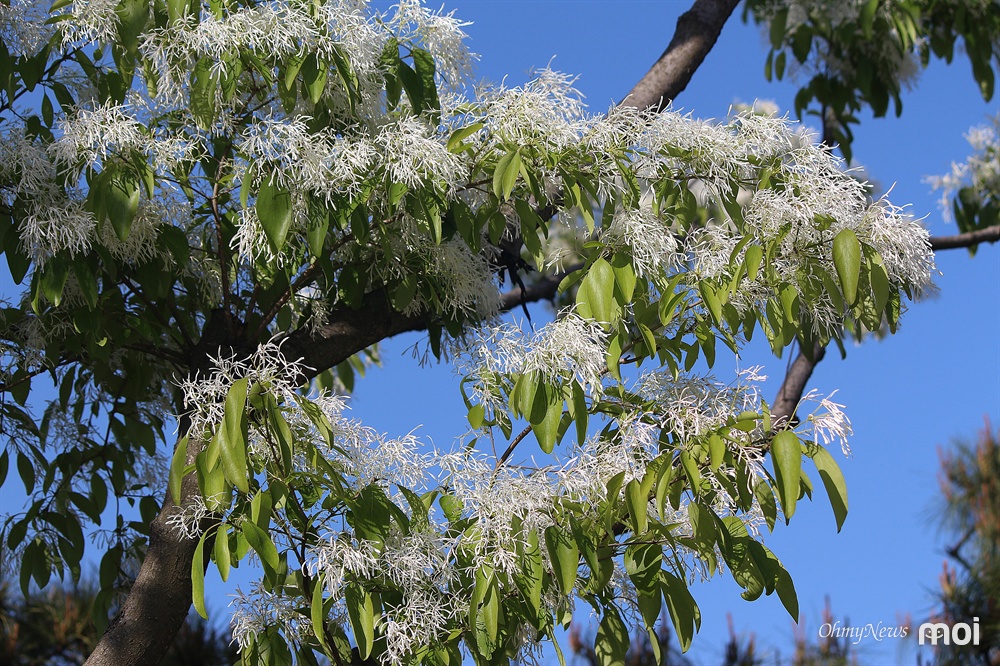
(620, 0, 741, 111)
(85, 493, 204, 665)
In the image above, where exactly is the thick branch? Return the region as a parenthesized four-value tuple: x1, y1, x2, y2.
(282, 290, 426, 379)
(620, 0, 741, 111)
(770, 343, 826, 425)
(930, 225, 1000, 251)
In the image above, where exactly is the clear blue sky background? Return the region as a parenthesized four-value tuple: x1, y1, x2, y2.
(340, 2, 1000, 664)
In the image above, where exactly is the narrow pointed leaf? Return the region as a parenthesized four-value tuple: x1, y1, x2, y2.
(191, 531, 208, 619)
(833, 228, 861, 305)
(811, 445, 849, 531)
(256, 175, 294, 253)
(771, 431, 802, 521)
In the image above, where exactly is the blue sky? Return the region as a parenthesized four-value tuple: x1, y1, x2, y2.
(341, 2, 1000, 664)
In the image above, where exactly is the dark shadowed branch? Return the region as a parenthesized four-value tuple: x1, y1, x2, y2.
(930, 225, 1000, 250)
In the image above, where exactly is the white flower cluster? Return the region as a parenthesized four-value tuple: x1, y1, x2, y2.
(309, 529, 462, 665)
(0, 0, 53, 57)
(231, 581, 310, 650)
(642, 113, 937, 337)
(56, 0, 119, 48)
(453, 313, 608, 417)
(50, 101, 146, 169)
(373, 218, 501, 321)
(376, 117, 463, 189)
(799, 389, 853, 456)
(387, 0, 474, 85)
(604, 205, 683, 279)
(638, 369, 765, 443)
(476, 69, 589, 151)
(238, 115, 377, 203)
(176, 340, 309, 437)
(926, 114, 1000, 223)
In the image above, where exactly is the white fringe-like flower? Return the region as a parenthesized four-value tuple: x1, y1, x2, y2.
(376, 117, 462, 189)
(231, 581, 310, 650)
(388, 0, 474, 85)
(50, 101, 146, 168)
(57, 0, 119, 48)
(522, 313, 608, 390)
(19, 199, 96, 265)
(800, 389, 853, 456)
(0, 0, 53, 56)
(176, 340, 309, 437)
(604, 206, 683, 279)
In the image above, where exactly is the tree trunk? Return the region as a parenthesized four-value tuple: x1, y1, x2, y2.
(84, 482, 204, 665)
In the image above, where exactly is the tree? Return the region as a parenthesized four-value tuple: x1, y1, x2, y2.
(0, 1, 994, 665)
(927, 420, 1000, 666)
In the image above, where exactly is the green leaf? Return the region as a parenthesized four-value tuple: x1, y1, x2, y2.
(770, 9, 788, 49)
(72, 259, 99, 310)
(256, 175, 294, 253)
(345, 585, 375, 660)
(515, 529, 543, 619)
(571, 381, 589, 445)
(699, 281, 723, 324)
(190, 56, 217, 130)
(40, 260, 69, 307)
(467, 403, 485, 430)
(213, 524, 231, 582)
(594, 607, 629, 666)
(106, 171, 140, 242)
(811, 446, 849, 532)
(242, 521, 279, 572)
(16, 451, 34, 494)
(833, 228, 861, 305)
(396, 60, 423, 113)
(411, 47, 440, 113)
(220, 378, 249, 494)
(624, 479, 648, 534)
(611, 253, 636, 304)
(544, 526, 579, 594)
(532, 386, 563, 454)
(301, 54, 328, 105)
(169, 436, 189, 505)
(624, 543, 662, 594)
(771, 431, 802, 522)
(311, 575, 328, 650)
(447, 123, 483, 153)
(860, 0, 879, 39)
(576, 257, 617, 325)
(192, 531, 208, 619)
(493, 149, 522, 200)
(660, 571, 700, 652)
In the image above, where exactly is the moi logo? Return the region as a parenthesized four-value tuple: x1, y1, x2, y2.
(918, 618, 980, 646)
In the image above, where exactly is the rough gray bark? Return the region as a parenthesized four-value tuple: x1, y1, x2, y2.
(620, 0, 742, 111)
(84, 493, 203, 665)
